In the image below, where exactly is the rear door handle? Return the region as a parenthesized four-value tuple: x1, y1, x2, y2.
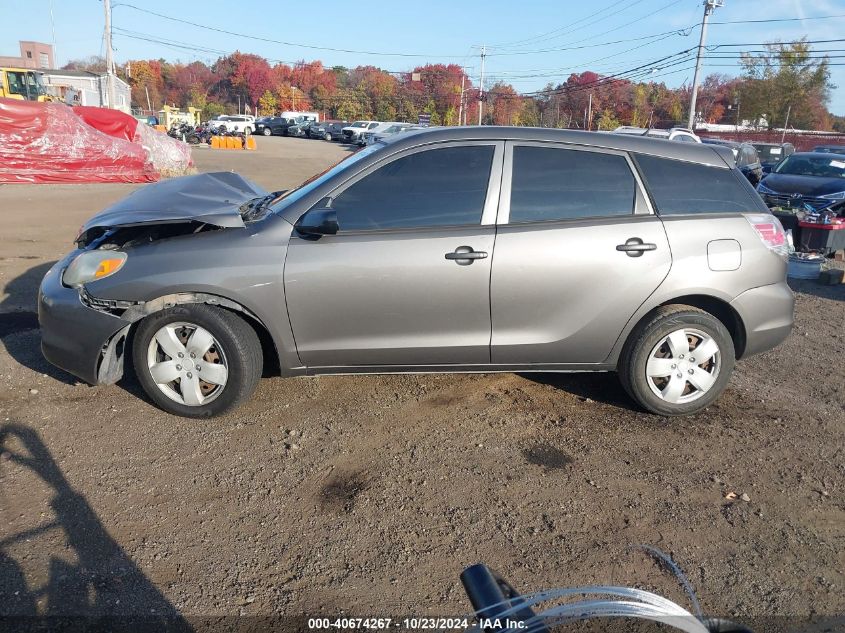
(616, 237, 657, 257)
(445, 246, 488, 265)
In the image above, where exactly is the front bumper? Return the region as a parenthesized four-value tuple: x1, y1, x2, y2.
(38, 254, 132, 385)
(730, 280, 794, 358)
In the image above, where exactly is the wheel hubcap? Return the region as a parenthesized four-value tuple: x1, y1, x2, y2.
(646, 328, 720, 404)
(147, 322, 228, 407)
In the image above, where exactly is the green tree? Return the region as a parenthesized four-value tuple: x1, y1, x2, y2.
(596, 108, 621, 131)
(202, 101, 225, 120)
(739, 39, 833, 129)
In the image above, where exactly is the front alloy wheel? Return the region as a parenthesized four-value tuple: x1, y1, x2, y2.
(147, 322, 229, 406)
(132, 305, 263, 418)
(619, 306, 735, 416)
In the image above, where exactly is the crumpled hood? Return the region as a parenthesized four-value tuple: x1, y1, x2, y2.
(79, 171, 268, 237)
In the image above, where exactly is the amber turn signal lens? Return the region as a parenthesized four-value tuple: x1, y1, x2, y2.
(95, 259, 125, 278)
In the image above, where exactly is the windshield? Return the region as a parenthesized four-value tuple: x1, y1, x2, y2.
(753, 145, 783, 162)
(774, 154, 845, 178)
(269, 144, 382, 214)
(351, 121, 368, 128)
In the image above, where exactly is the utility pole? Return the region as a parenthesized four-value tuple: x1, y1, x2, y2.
(103, 0, 116, 109)
(687, 0, 724, 130)
(587, 93, 592, 131)
(781, 103, 792, 143)
(478, 45, 486, 126)
(458, 73, 465, 126)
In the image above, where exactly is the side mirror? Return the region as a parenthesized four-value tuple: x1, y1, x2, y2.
(296, 207, 338, 237)
(761, 164, 772, 174)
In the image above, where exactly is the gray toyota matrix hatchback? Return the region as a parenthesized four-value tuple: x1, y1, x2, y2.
(39, 127, 794, 418)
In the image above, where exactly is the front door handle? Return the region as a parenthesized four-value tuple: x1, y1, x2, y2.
(445, 246, 488, 265)
(616, 237, 657, 257)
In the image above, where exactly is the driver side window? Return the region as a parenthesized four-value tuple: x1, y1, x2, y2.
(330, 145, 495, 231)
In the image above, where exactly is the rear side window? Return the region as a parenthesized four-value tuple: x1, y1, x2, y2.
(331, 145, 494, 230)
(509, 146, 635, 222)
(635, 153, 761, 215)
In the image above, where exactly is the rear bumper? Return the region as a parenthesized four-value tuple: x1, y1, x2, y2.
(38, 254, 132, 385)
(730, 280, 794, 358)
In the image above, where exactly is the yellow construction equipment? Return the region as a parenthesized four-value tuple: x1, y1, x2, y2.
(0, 67, 54, 102)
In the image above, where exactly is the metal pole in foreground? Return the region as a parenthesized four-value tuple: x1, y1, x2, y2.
(478, 45, 486, 126)
(687, 0, 723, 130)
(103, 0, 116, 109)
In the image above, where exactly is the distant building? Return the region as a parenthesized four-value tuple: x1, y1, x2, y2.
(41, 69, 131, 113)
(0, 40, 54, 69)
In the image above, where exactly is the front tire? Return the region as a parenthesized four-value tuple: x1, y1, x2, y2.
(618, 305, 735, 416)
(262, 127, 272, 136)
(132, 305, 263, 418)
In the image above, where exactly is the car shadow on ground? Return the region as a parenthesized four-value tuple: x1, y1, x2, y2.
(0, 423, 192, 631)
(788, 276, 845, 302)
(0, 261, 79, 385)
(519, 371, 639, 410)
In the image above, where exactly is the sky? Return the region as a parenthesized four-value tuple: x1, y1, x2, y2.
(2, 0, 844, 115)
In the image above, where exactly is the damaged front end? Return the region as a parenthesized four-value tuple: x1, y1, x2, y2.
(40, 171, 276, 386)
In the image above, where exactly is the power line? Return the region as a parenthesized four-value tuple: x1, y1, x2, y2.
(113, 3, 465, 58)
(486, 1, 692, 55)
(487, 0, 651, 50)
(710, 13, 845, 25)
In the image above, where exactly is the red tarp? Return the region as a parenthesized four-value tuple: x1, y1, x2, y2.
(0, 98, 158, 184)
(73, 104, 194, 176)
(73, 105, 139, 142)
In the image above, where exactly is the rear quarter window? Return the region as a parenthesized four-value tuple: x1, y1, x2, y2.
(634, 153, 765, 215)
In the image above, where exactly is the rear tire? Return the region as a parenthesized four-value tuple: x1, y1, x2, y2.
(132, 305, 263, 418)
(618, 305, 735, 416)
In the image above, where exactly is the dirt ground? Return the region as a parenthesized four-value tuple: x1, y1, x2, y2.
(0, 136, 843, 632)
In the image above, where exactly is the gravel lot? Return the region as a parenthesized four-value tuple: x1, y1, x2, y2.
(0, 136, 843, 632)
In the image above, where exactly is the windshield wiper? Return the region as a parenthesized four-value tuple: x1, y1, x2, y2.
(240, 191, 287, 222)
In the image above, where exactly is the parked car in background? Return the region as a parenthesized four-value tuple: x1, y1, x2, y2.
(613, 126, 700, 143)
(255, 116, 307, 136)
(752, 142, 795, 173)
(342, 120, 380, 143)
(322, 121, 350, 141)
(811, 144, 845, 155)
(288, 120, 320, 138)
(40, 127, 792, 418)
(306, 120, 344, 140)
(702, 139, 763, 186)
(757, 151, 845, 211)
(366, 122, 417, 145)
(209, 115, 255, 134)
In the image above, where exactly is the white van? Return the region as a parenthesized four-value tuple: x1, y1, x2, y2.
(279, 111, 320, 123)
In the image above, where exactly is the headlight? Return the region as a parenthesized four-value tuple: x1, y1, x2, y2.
(62, 250, 127, 287)
(821, 190, 845, 200)
(756, 182, 777, 195)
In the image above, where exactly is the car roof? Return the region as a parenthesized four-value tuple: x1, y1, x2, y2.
(387, 126, 732, 167)
(787, 151, 845, 159)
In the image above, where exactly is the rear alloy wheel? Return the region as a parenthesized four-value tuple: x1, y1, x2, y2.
(132, 305, 262, 418)
(619, 306, 735, 416)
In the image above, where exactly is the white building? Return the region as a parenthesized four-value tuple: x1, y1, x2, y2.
(41, 69, 131, 113)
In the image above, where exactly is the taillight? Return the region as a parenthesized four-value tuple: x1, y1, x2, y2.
(745, 213, 788, 259)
